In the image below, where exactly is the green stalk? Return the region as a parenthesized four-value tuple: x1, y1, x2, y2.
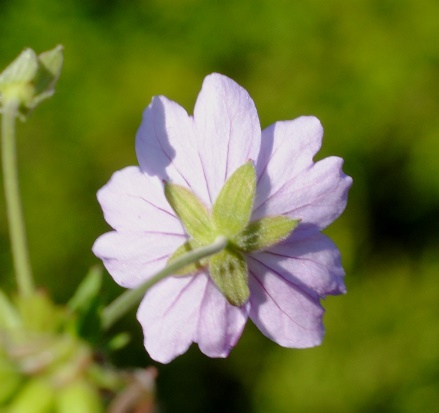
(1, 99, 34, 296)
(102, 236, 228, 329)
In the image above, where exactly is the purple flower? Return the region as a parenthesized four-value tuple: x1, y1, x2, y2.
(93, 73, 352, 363)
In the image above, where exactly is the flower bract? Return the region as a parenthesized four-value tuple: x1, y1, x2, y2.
(93, 73, 352, 363)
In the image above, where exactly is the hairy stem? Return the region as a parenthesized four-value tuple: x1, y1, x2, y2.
(102, 236, 228, 329)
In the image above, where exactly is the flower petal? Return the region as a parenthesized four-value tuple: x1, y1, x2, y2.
(253, 117, 352, 230)
(97, 166, 184, 234)
(248, 260, 325, 348)
(93, 74, 352, 363)
(257, 157, 352, 230)
(92, 232, 185, 288)
(137, 275, 207, 363)
(256, 117, 323, 197)
(136, 95, 210, 204)
(196, 279, 248, 358)
(193, 73, 261, 203)
(249, 232, 346, 299)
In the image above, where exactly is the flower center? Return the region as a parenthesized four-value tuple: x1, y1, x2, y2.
(164, 161, 299, 306)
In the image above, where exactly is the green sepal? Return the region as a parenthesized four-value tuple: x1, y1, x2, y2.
(213, 161, 256, 237)
(167, 239, 207, 276)
(0, 49, 38, 87)
(32, 46, 64, 105)
(235, 216, 300, 252)
(209, 249, 249, 306)
(164, 183, 213, 243)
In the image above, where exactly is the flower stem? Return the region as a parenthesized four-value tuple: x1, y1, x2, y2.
(1, 99, 34, 296)
(102, 235, 228, 330)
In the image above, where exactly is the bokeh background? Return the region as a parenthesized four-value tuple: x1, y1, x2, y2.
(1, 0, 438, 411)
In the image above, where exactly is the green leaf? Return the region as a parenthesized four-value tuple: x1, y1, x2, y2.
(235, 216, 300, 252)
(209, 249, 249, 306)
(167, 239, 207, 276)
(67, 265, 102, 313)
(164, 183, 213, 242)
(213, 161, 256, 236)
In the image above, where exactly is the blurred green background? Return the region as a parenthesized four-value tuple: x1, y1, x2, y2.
(1, 0, 438, 411)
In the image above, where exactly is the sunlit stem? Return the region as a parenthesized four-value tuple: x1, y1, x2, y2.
(102, 235, 228, 330)
(1, 99, 34, 296)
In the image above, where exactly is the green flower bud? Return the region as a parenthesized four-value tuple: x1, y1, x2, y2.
(0, 46, 63, 117)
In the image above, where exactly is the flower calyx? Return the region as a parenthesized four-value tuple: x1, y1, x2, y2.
(165, 161, 300, 307)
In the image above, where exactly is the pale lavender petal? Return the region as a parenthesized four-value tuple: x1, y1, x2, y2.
(92, 232, 185, 288)
(137, 275, 207, 363)
(196, 279, 248, 358)
(249, 232, 346, 299)
(255, 117, 323, 204)
(255, 157, 352, 230)
(97, 166, 184, 234)
(136, 96, 210, 204)
(248, 260, 325, 348)
(193, 73, 261, 203)
(253, 118, 352, 230)
(270, 156, 351, 228)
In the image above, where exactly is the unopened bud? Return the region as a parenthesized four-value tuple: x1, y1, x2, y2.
(0, 45, 63, 118)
